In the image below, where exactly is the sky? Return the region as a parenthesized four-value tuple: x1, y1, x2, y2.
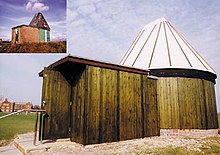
(0, 0, 220, 111)
(0, 0, 66, 41)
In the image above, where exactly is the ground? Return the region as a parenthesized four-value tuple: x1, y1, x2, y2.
(0, 112, 220, 154)
(0, 41, 66, 53)
(13, 132, 220, 155)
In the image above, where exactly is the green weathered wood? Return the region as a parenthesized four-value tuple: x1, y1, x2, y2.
(42, 65, 159, 145)
(158, 77, 218, 129)
(42, 68, 71, 139)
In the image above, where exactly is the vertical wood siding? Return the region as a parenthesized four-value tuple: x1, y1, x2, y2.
(41, 65, 159, 144)
(158, 77, 218, 129)
(70, 66, 159, 144)
(41, 68, 71, 139)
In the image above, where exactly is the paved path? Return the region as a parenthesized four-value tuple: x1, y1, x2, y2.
(0, 143, 22, 155)
(14, 132, 84, 155)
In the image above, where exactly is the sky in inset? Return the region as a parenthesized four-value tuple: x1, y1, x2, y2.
(0, 0, 66, 41)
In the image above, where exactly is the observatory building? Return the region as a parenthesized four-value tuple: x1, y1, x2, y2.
(39, 56, 159, 145)
(11, 12, 50, 44)
(121, 18, 218, 130)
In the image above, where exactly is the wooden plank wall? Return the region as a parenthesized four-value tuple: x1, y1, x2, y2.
(41, 68, 71, 139)
(158, 77, 218, 129)
(70, 66, 159, 145)
(203, 80, 219, 129)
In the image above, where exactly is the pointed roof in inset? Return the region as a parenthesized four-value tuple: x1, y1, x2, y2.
(120, 18, 215, 74)
(29, 12, 50, 31)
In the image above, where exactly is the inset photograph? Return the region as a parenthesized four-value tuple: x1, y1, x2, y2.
(0, 0, 66, 53)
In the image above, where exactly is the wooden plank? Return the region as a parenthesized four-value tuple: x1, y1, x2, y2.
(191, 79, 197, 128)
(142, 75, 149, 137)
(158, 78, 164, 128)
(140, 75, 144, 137)
(116, 70, 120, 141)
(153, 79, 159, 135)
(202, 79, 208, 129)
(203, 80, 218, 129)
(98, 68, 103, 142)
(100, 69, 118, 142)
(41, 68, 50, 139)
(177, 78, 184, 129)
(135, 74, 142, 138)
(208, 81, 215, 128)
(100, 68, 107, 142)
(195, 79, 202, 128)
(119, 71, 143, 140)
(172, 78, 179, 128)
(79, 70, 86, 142)
(48, 69, 55, 135)
(42, 68, 71, 139)
(125, 72, 131, 139)
(198, 79, 206, 129)
(166, 78, 173, 129)
(147, 78, 158, 136)
(71, 78, 77, 141)
(54, 71, 70, 137)
(87, 66, 101, 144)
(210, 81, 218, 128)
(56, 72, 70, 136)
(71, 68, 86, 143)
(204, 80, 211, 128)
(158, 78, 174, 129)
(185, 78, 191, 128)
(83, 66, 89, 144)
(119, 71, 126, 140)
(185, 78, 193, 128)
(128, 73, 135, 139)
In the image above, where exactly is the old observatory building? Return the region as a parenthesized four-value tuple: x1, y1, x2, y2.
(11, 12, 50, 44)
(39, 56, 159, 145)
(38, 18, 218, 145)
(120, 18, 218, 130)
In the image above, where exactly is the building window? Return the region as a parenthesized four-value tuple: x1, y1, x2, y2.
(39, 29, 45, 41)
(15, 29, 18, 43)
(39, 29, 50, 42)
(47, 31, 50, 42)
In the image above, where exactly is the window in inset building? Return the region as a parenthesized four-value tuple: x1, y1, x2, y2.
(39, 29, 50, 42)
(15, 29, 18, 43)
(39, 29, 45, 41)
(47, 30, 50, 42)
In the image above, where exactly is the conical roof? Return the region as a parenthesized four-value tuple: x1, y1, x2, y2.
(120, 18, 215, 74)
(29, 12, 50, 31)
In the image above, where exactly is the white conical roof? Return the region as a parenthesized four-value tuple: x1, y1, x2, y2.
(120, 18, 215, 74)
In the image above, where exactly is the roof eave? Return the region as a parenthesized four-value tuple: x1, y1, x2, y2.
(39, 55, 150, 77)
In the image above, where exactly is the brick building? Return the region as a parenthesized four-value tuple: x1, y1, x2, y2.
(0, 99, 14, 112)
(14, 102, 33, 112)
(11, 12, 50, 44)
(0, 99, 33, 112)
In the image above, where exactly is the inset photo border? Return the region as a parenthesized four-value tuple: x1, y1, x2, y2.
(0, 0, 66, 53)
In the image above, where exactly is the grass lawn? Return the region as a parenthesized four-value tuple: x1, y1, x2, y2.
(0, 112, 37, 146)
(0, 112, 219, 150)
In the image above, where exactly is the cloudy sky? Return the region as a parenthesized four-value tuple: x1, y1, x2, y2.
(0, 0, 66, 41)
(0, 0, 220, 111)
